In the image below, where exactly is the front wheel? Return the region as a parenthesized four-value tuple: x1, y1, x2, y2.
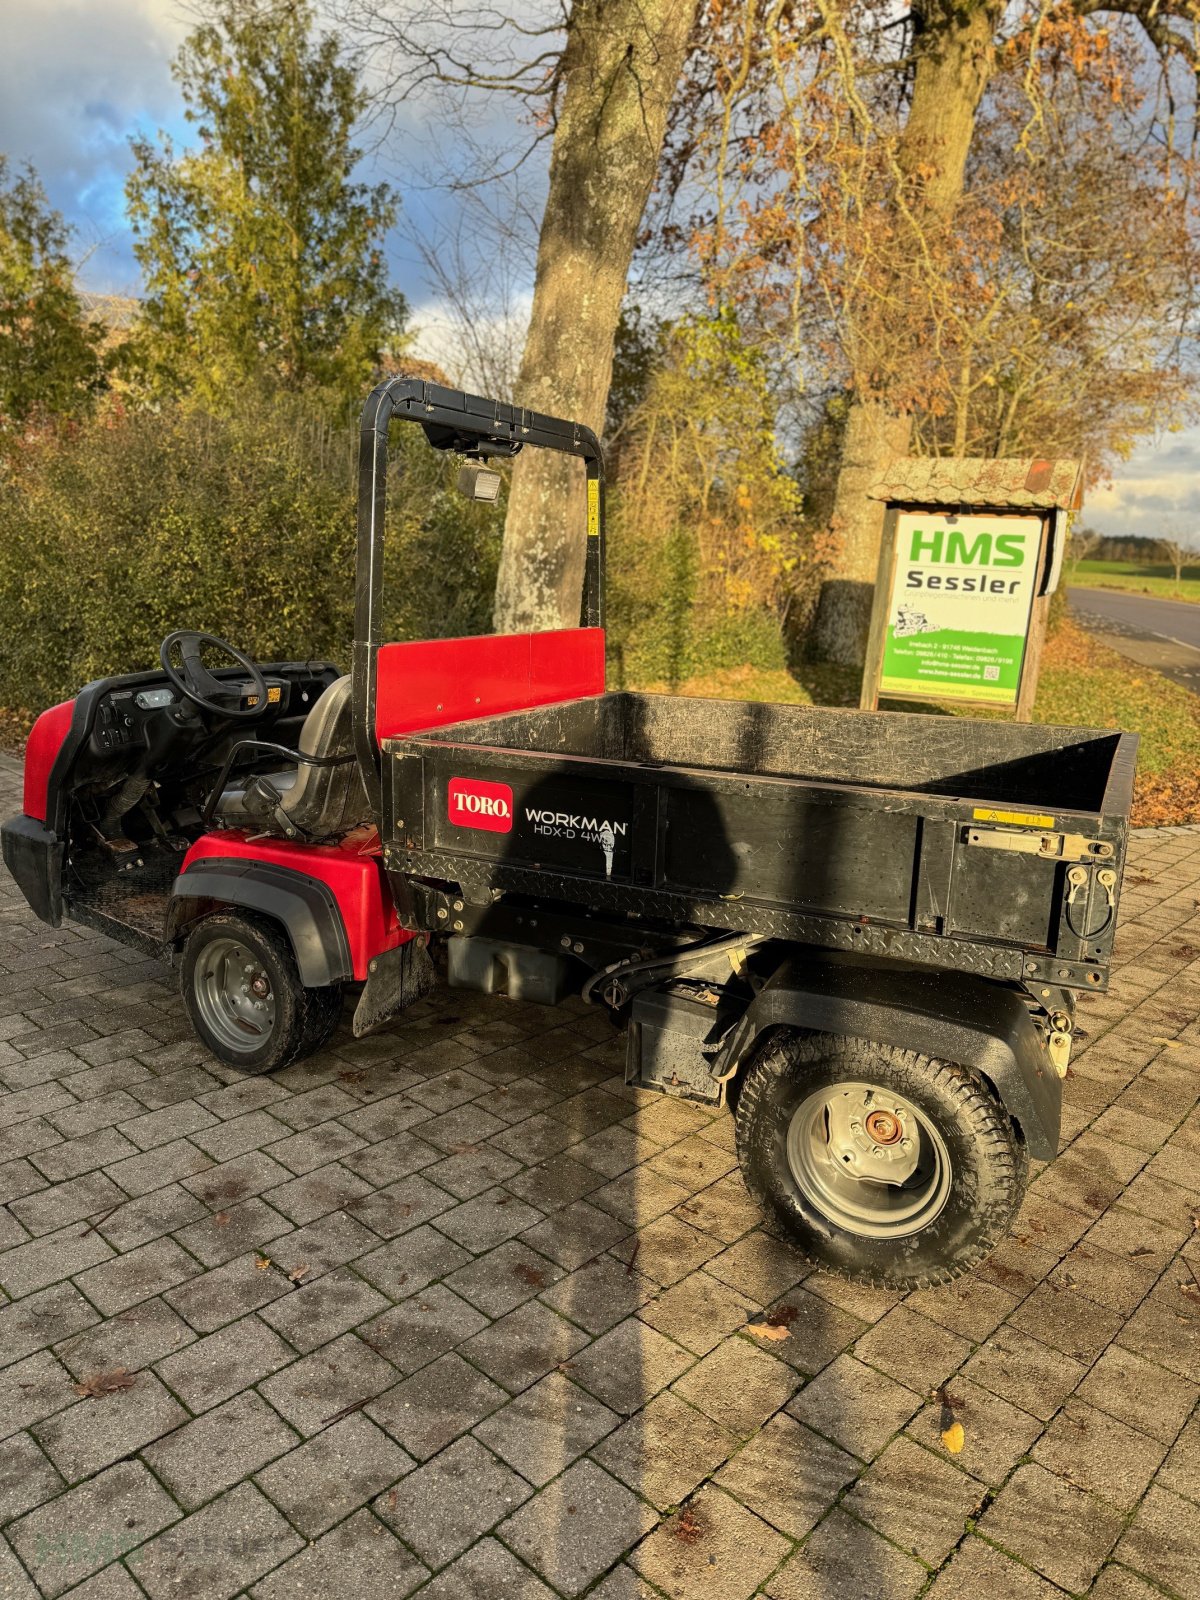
(734, 1031, 1028, 1289)
(181, 911, 342, 1074)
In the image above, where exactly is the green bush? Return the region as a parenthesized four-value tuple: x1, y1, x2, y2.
(0, 389, 504, 713)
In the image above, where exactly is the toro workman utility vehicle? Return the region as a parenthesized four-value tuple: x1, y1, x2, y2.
(2, 380, 1137, 1286)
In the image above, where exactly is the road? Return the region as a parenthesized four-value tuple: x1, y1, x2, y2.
(1069, 584, 1200, 692)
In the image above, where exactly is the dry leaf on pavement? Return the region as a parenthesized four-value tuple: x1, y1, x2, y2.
(745, 1322, 790, 1341)
(73, 1368, 135, 1399)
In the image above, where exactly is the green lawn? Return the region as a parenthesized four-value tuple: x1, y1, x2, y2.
(1071, 558, 1200, 603)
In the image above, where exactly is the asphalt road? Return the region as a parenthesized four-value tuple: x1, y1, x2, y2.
(1068, 584, 1200, 692)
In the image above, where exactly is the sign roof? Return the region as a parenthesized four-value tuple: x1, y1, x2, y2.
(868, 457, 1084, 512)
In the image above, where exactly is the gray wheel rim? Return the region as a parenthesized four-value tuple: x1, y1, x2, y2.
(193, 937, 276, 1055)
(786, 1080, 952, 1240)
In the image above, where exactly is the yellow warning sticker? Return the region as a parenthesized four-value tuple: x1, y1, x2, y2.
(587, 477, 600, 538)
(972, 807, 1054, 828)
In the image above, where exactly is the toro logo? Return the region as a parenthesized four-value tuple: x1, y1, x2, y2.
(448, 777, 513, 834)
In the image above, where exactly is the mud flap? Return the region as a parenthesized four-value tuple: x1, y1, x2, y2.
(352, 937, 436, 1037)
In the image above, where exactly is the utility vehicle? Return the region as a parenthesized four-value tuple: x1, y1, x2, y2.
(2, 380, 1137, 1286)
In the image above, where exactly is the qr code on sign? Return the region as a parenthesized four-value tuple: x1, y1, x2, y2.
(983, 664, 1000, 681)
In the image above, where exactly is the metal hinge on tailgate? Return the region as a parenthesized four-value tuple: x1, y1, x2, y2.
(964, 827, 1114, 862)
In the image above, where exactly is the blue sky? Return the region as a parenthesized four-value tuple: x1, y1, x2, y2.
(1, 0, 1195, 543)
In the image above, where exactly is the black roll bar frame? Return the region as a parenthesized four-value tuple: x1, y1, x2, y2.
(352, 378, 606, 812)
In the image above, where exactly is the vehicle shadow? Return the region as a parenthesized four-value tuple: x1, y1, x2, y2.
(456, 700, 896, 1596)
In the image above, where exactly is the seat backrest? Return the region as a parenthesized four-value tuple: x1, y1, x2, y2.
(278, 676, 371, 838)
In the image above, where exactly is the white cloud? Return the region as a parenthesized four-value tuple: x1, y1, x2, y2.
(1087, 426, 1200, 540)
(0, 0, 189, 290)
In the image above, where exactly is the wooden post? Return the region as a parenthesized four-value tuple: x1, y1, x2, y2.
(859, 507, 899, 711)
(1014, 515, 1053, 723)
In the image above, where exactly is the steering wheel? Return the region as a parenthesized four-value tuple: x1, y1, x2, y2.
(160, 631, 270, 722)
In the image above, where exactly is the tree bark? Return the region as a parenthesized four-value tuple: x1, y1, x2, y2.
(494, 0, 698, 634)
(813, 0, 1001, 665)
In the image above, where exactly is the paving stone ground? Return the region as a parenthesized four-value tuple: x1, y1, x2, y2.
(1, 747, 1198, 1600)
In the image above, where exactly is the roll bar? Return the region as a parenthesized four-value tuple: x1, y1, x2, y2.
(352, 378, 606, 809)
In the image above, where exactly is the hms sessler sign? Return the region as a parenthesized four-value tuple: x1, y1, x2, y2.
(880, 512, 1042, 705)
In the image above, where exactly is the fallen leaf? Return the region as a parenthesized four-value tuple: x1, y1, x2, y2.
(940, 1420, 965, 1453)
(1130, 1245, 1155, 1258)
(288, 1264, 311, 1284)
(675, 1508, 704, 1545)
(73, 1368, 135, 1400)
(213, 1212, 231, 1228)
(1180, 1280, 1200, 1307)
(255, 1255, 272, 1271)
(746, 1322, 790, 1342)
(1151, 1037, 1181, 1049)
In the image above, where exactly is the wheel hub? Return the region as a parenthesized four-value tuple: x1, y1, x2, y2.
(785, 1081, 952, 1240)
(864, 1109, 902, 1145)
(193, 937, 276, 1056)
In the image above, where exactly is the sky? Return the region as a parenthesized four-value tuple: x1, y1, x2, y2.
(1, 0, 1196, 544)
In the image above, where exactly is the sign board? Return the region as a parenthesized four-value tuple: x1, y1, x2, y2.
(877, 511, 1043, 705)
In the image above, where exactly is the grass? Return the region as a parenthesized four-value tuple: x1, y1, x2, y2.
(636, 619, 1200, 828)
(1071, 558, 1200, 604)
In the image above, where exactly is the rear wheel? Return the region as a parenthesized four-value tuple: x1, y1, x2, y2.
(734, 1030, 1027, 1289)
(181, 911, 342, 1074)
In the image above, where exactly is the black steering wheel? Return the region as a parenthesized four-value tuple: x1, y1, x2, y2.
(160, 631, 270, 721)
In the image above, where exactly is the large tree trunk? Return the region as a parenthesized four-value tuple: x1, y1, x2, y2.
(493, 0, 698, 634)
(813, 0, 1001, 665)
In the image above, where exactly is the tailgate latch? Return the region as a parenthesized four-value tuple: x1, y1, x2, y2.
(964, 827, 1113, 862)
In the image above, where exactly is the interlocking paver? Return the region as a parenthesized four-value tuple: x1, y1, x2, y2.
(714, 1412, 857, 1539)
(256, 1330, 397, 1435)
(474, 1369, 619, 1485)
(0, 1430, 63, 1523)
(248, 1507, 429, 1600)
(367, 1350, 507, 1458)
(73, 1235, 201, 1315)
(411, 1535, 556, 1599)
(764, 1506, 925, 1600)
(128, 1481, 303, 1600)
(8, 1461, 179, 1597)
(460, 1297, 592, 1393)
(671, 1336, 799, 1436)
(593, 1388, 738, 1510)
(374, 1434, 531, 1567)
(33, 1370, 188, 1483)
(154, 1313, 296, 1412)
(254, 1411, 412, 1536)
(498, 1458, 658, 1596)
(143, 1389, 299, 1509)
(842, 1434, 986, 1564)
(1032, 1396, 1168, 1509)
(631, 1483, 788, 1600)
(977, 1461, 1125, 1591)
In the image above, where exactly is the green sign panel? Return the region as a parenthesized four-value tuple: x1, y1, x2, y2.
(879, 512, 1042, 705)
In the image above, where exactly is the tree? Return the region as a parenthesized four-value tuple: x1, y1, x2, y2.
(492, 0, 702, 631)
(806, 0, 1200, 663)
(1159, 533, 1196, 586)
(1067, 525, 1102, 578)
(665, 0, 1199, 663)
(0, 159, 103, 432)
(346, 0, 701, 631)
(125, 0, 406, 405)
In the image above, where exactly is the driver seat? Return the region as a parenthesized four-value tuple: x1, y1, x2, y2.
(213, 676, 371, 841)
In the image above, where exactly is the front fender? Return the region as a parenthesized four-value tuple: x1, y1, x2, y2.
(727, 953, 1060, 1160)
(166, 859, 353, 988)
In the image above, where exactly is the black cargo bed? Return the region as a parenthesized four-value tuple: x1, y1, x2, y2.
(383, 693, 1138, 991)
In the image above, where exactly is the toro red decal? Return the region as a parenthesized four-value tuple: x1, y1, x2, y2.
(448, 777, 513, 833)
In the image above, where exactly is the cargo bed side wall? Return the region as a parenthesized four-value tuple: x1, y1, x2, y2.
(408, 693, 1131, 814)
